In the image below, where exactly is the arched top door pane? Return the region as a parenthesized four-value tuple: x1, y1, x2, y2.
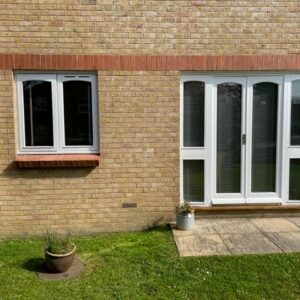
(291, 80, 300, 146)
(22, 80, 53, 146)
(183, 81, 205, 147)
(252, 82, 278, 192)
(216, 82, 242, 193)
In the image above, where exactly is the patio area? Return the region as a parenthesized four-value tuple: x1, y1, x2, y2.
(172, 217, 300, 257)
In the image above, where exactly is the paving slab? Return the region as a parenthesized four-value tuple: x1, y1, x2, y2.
(211, 218, 260, 234)
(171, 217, 300, 257)
(251, 218, 300, 233)
(264, 232, 300, 253)
(175, 234, 231, 257)
(220, 233, 282, 255)
(171, 219, 216, 237)
(287, 217, 300, 228)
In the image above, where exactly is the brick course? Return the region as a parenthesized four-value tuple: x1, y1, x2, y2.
(1, 54, 300, 71)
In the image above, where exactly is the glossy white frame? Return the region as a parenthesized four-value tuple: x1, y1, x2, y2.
(16, 73, 99, 154)
(180, 75, 213, 206)
(212, 76, 246, 204)
(180, 73, 300, 206)
(283, 75, 300, 203)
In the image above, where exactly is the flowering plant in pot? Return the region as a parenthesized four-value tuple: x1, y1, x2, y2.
(176, 202, 195, 231)
(44, 230, 76, 273)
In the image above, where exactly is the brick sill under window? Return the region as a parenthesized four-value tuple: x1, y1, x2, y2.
(14, 154, 100, 168)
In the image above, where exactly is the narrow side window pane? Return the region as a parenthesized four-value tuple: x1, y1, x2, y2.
(289, 159, 300, 200)
(183, 81, 204, 147)
(252, 82, 277, 192)
(183, 160, 204, 202)
(291, 80, 300, 145)
(63, 81, 93, 146)
(23, 80, 53, 146)
(217, 83, 242, 193)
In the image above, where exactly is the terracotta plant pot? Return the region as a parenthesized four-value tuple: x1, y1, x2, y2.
(45, 244, 76, 273)
(176, 213, 194, 231)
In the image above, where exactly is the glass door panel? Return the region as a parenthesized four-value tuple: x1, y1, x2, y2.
(217, 83, 242, 193)
(251, 82, 278, 192)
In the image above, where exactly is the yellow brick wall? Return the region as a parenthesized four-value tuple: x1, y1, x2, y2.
(0, 1, 298, 235)
(0, 0, 298, 55)
(0, 70, 179, 236)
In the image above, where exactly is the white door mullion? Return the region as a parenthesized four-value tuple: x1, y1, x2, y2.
(245, 79, 253, 199)
(205, 77, 213, 204)
(240, 78, 247, 199)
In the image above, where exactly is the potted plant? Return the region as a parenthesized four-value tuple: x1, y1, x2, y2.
(44, 230, 76, 273)
(176, 202, 195, 231)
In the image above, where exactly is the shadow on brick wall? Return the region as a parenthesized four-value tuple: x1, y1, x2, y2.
(1, 162, 94, 179)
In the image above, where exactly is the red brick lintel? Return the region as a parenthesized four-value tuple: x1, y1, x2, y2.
(14, 154, 100, 168)
(0, 54, 300, 71)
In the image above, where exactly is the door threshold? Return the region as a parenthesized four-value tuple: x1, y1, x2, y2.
(193, 204, 300, 218)
(211, 203, 281, 207)
(193, 204, 300, 212)
(212, 199, 282, 206)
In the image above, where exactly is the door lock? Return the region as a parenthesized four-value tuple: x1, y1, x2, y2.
(242, 134, 246, 145)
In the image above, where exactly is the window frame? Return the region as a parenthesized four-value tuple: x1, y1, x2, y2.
(16, 73, 99, 154)
(180, 75, 213, 206)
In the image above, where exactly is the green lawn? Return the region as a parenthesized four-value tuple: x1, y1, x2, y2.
(1, 227, 300, 300)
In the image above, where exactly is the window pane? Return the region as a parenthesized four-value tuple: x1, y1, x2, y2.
(63, 81, 93, 146)
(217, 83, 242, 193)
(252, 82, 277, 192)
(183, 81, 204, 147)
(291, 80, 300, 145)
(289, 159, 300, 200)
(23, 80, 53, 146)
(183, 160, 204, 202)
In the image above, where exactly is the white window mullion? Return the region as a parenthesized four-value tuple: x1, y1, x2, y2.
(57, 75, 65, 153)
(52, 75, 60, 152)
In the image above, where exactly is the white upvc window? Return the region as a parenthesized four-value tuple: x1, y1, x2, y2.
(16, 73, 99, 154)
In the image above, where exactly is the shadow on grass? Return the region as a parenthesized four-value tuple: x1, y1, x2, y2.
(22, 258, 45, 272)
(141, 222, 170, 233)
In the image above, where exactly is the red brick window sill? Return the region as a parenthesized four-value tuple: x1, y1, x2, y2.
(14, 154, 100, 168)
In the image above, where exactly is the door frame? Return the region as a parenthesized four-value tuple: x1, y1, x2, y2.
(212, 75, 283, 204)
(211, 76, 247, 204)
(180, 73, 299, 206)
(244, 76, 283, 204)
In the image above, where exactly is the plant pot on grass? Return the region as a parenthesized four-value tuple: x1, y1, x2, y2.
(44, 230, 76, 273)
(176, 202, 195, 231)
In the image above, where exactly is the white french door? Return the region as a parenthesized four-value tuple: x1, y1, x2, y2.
(212, 76, 283, 204)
